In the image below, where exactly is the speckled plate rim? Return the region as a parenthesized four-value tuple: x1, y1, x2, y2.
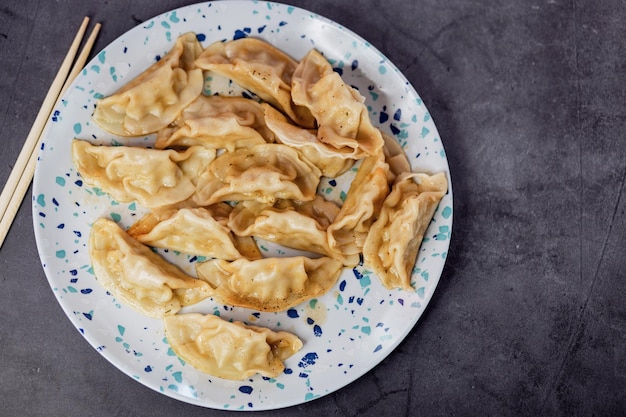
(32, 0, 453, 411)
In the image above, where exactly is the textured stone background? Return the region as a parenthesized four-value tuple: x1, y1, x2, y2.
(0, 1, 624, 416)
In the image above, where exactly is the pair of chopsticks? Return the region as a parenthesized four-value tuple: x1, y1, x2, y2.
(0, 17, 101, 249)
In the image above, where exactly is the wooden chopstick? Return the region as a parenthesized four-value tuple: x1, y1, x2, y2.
(0, 17, 101, 249)
(59, 22, 102, 99)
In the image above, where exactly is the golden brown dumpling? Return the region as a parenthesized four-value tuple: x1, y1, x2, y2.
(192, 143, 321, 206)
(262, 104, 355, 177)
(72, 139, 215, 208)
(382, 131, 411, 182)
(164, 313, 303, 380)
(196, 256, 343, 312)
(92, 32, 204, 136)
(126, 206, 245, 260)
(228, 196, 340, 259)
(291, 49, 384, 156)
(363, 172, 448, 290)
(327, 154, 391, 266)
(155, 95, 274, 151)
(195, 38, 314, 128)
(88, 218, 211, 318)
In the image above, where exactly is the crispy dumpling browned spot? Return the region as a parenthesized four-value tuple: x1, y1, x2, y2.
(291, 49, 384, 157)
(92, 32, 204, 136)
(192, 143, 322, 206)
(155, 95, 274, 151)
(71, 139, 215, 208)
(196, 256, 343, 312)
(88, 218, 211, 318)
(195, 38, 315, 128)
(164, 313, 303, 380)
(327, 154, 391, 266)
(363, 172, 448, 290)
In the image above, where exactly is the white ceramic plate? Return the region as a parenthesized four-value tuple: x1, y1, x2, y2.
(32, 1, 452, 411)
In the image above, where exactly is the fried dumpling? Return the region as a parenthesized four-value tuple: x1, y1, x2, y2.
(363, 172, 448, 290)
(164, 313, 303, 380)
(228, 196, 340, 259)
(72, 139, 216, 208)
(89, 218, 211, 318)
(291, 49, 384, 156)
(196, 256, 343, 312)
(192, 143, 321, 206)
(155, 95, 274, 151)
(126, 206, 245, 260)
(92, 32, 204, 136)
(262, 103, 355, 177)
(195, 38, 315, 128)
(382, 131, 411, 181)
(327, 154, 391, 266)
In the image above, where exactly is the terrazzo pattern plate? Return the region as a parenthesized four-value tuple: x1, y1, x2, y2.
(32, 1, 453, 410)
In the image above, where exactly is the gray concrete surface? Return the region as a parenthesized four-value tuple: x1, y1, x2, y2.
(1, 0, 624, 416)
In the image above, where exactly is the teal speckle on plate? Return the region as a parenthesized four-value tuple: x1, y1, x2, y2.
(31, 0, 452, 412)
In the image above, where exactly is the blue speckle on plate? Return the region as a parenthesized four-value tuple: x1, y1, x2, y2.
(379, 110, 389, 124)
(298, 352, 318, 368)
(238, 385, 253, 394)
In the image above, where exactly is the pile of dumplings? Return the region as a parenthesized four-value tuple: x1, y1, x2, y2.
(71, 32, 448, 381)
